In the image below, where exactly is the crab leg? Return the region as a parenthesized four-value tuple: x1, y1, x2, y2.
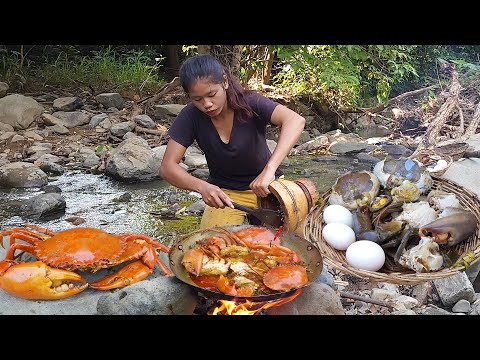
(121, 233, 170, 253)
(3, 243, 35, 260)
(0, 261, 87, 300)
(0, 228, 44, 248)
(90, 246, 172, 290)
(89, 261, 152, 290)
(25, 223, 57, 236)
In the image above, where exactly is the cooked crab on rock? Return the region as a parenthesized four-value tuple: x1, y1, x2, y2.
(0, 225, 172, 300)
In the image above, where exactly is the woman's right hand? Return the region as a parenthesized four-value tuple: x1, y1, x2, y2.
(198, 183, 234, 209)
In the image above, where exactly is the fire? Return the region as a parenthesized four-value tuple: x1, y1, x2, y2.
(210, 289, 303, 315)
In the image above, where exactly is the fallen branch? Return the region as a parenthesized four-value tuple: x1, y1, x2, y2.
(135, 126, 166, 136)
(338, 290, 394, 309)
(340, 84, 438, 114)
(411, 68, 480, 157)
(138, 77, 181, 106)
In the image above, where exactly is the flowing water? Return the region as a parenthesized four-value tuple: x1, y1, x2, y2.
(0, 155, 373, 245)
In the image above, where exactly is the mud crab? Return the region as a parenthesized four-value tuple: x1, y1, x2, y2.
(328, 170, 380, 210)
(0, 224, 172, 300)
(373, 157, 433, 196)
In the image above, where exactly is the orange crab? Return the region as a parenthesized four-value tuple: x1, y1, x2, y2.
(0, 224, 172, 300)
(180, 226, 308, 296)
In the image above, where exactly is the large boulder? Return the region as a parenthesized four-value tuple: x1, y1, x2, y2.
(0, 162, 48, 188)
(0, 94, 44, 130)
(105, 135, 162, 182)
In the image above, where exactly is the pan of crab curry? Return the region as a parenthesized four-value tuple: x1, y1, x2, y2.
(168, 224, 324, 302)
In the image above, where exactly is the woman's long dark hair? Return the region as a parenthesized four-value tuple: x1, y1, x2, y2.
(179, 54, 253, 120)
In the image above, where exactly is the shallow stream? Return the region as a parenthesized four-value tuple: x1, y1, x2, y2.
(0, 155, 373, 245)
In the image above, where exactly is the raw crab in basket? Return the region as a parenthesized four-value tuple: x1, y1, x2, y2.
(328, 170, 381, 210)
(373, 157, 433, 198)
(0, 224, 172, 300)
(343, 163, 478, 273)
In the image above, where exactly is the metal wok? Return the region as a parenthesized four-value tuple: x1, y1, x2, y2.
(168, 224, 323, 302)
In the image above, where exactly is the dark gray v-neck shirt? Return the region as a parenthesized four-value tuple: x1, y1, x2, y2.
(167, 91, 283, 190)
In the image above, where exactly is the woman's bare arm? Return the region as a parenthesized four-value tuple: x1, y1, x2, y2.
(250, 104, 305, 197)
(160, 139, 233, 208)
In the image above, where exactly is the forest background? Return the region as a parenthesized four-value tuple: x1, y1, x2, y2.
(2, 44, 480, 131)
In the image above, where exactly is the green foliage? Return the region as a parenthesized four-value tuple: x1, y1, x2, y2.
(400, 45, 480, 90)
(0, 47, 21, 78)
(0, 45, 168, 97)
(272, 45, 419, 108)
(181, 45, 198, 56)
(4, 45, 480, 112)
(95, 144, 111, 154)
(39, 47, 166, 95)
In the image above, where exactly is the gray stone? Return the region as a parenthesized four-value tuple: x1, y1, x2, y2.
(51, 111, 91, 128)
(314, 264, 336, 289)
(411, 281, 433, 306)
(0, 94, 44, 130)
(96, 276, 198, 315)
(465, 259, 480, 284)
(89, 113, 108, 128)
(133, 114, 155, 129)
(329, 141, 369, 155)
(433, 272, 475, 308)
(267, 283, 345, 315)
(452, 299, 471, 313)
(95, 93, 124, 110)
(153, 104, 186, 119)
(421, 306, 454, 315)
(0, 82, 8, 97)
(53, 97, 83, 111)
(0, 161, 48, 188)
(20, 192, 66, 219)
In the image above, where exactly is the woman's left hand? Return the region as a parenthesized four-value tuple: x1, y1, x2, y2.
(250, 168, 276, 197)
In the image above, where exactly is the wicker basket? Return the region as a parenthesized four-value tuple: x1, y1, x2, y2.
(303, 176, 480, 285)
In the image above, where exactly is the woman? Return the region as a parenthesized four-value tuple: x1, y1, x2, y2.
(160, 54, 305, 228)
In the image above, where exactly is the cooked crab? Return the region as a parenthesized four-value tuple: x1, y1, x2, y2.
(0, 225, 172, 300)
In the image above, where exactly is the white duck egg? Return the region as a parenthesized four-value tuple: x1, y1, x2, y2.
(323, 204, 353, 228)
(346, 240, 385, 272)
(322, 222, 356, 250)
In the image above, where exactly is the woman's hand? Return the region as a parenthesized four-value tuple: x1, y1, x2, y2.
(198, 182, 234, 208)
(250, 167, 276, 197)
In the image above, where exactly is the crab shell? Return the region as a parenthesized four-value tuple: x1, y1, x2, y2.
(398, 237, 444, 272)
(419, 208, 478, 246)
(329, 170, 380, 210)
(373, 157, 433, 194)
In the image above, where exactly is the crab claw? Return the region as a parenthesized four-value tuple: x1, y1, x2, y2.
(419, 209, 478, 246)
(0, 261, 87, 300)
(89, 261, 153, 290)
(181, 247, 204, 276)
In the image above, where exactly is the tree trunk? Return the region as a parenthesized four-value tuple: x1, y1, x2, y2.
(230, 45, 243, 79)
(263, 47, 274, 85)
(166, 45, 180, 77)
(197, 45, 243, 80)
